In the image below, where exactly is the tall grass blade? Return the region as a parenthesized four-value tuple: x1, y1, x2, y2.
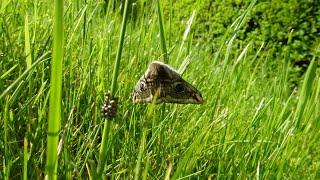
(142, 156, 150, 180)
(46, 0, 64, 178)
(295, 57, 317, 128)
(134, 129, 146, 180)
(176, 11, 196, 63)
(231, 41, 251, 74)
(97, 0, 130, 177)
(24, 14, 32, 69)
(3, 102, 9, 179)
(156, 0, 168, 121)
(23, 138, 29, 180)
(164, 163, 173, 180)
(66, 5, 88, 48)
(177, 55, 190, 74)
(156, 0, 168, 63)
(110, 0, 129, 97)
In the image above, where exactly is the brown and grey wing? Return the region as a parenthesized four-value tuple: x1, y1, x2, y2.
(132, 61, 203, 104)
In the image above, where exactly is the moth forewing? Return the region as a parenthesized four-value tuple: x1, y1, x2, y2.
(132, 61, 203, 104)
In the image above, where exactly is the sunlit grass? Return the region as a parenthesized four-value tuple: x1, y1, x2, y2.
(0, 0, 319, 179)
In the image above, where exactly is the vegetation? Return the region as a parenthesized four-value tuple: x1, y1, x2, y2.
(46, 0, 64, 178)
(165, 1, 320, 59)
(0, 0, 319, 179)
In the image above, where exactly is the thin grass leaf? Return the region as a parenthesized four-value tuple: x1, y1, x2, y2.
(0, 52, 49, 100)
(23, 138, 29, 180)
(66, 5, 88, 48)
(24, 14, 32, 69)
(156, 0, 168, 63)
(176, 10, 196, 63)
(134, 129, 146, 180)
(177, 55, 190, 74)
(0, 64, 18, 79)
(142, 156, 150, 180)
(3, 102, 9, 179)
(231, 41, 251, 74)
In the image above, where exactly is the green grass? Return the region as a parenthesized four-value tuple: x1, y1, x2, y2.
(1, 0, 320, 179)
(46, 0, 64, 179)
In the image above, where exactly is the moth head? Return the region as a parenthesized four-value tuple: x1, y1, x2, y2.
(132, 79, 153, 103)
(132, 61, 203, 104)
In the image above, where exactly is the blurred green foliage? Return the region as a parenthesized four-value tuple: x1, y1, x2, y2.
(109, 0, 320, 72)
(162, 0, 319, 74)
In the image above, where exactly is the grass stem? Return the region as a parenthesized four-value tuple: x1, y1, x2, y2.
(46, 0, 64, 178)
(97, 0, 130, 177)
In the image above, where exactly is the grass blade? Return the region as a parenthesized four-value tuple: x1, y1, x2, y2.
(46, 0, 64, 178)
(156, 0, 168, 63)
(0, 52, 49, 100)
(23, 138, 29, 180)
(110, 0, 129, 97)
(176, 10, 196, 63)
(3, 102, 9, 179)
(24, 14, 32, 69)
(134, 129, 146, 180)
(97, 0, 130, 177)
(295, 57, 317, 128)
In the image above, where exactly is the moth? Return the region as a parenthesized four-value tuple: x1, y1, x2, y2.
(132, 61, 203, 104)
